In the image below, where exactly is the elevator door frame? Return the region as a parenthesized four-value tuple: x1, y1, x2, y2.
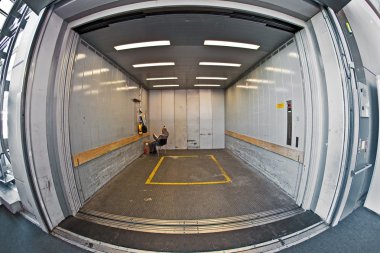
(11, 1, 360, 232)
(53, 2, 314, 218)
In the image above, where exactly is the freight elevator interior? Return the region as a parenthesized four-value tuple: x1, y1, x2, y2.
(6, 0, 379, 252)
(58, 9, 318, 251)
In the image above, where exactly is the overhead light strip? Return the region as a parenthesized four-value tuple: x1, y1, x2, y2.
(146, 77, 178, 81)
(133, 62, 175, 68)
(204, 40, 260, 50)
(115, 40, 170, 51)
(199, 62, 241, 67)
(153, 84, 179, 88)
(194, 84, 221, 87)
(196, 77, 228, 80)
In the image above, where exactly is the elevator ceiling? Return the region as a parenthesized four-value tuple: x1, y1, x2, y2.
(81, 13, 300, 89)
(53, 0, 325, 89)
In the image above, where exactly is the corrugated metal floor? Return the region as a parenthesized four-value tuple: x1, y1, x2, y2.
(81, 149, 298, 220)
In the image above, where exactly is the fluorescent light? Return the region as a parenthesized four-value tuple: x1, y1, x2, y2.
(115, 40, 170, 50)
(196, 77, 227, 80)
(204, 40, 260, 50)
(246, 79, 274, 84)
(194, 84, 221, 87)
(237, 85, 258, 89)
(116, 86, 138, 91)
(100, 80, 126, 85)
(153, 85, 179, 88)
(199, 62, 241, 67)
(133, 62, 175, 68)
(265, 67, 294, 74)
(146, 77, 178, 81)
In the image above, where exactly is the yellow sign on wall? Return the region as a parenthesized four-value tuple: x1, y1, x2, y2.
(276, 102, 285, 109)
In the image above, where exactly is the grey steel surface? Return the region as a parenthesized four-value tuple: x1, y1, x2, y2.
(81, 149, 298, 220)
(58, 210, 322, 252)
(226, 136, 302, 199)
(76, 206, 304, 234)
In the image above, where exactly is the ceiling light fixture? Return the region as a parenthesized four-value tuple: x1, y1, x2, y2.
(204, 40, 260, 50)
(146, 77, 178, 81)
(115, 40, 170, 51)
(153, 84, 179, 88)
(194, 84, 221, 87)
(199, 62, 241, 67)
(133, 62, 175, 68)
(196, 77, 227, 80)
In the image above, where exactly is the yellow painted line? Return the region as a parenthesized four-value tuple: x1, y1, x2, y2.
(146, 154, 232, 185)
(209, 155, 232, 183)
(145, 156, 165, 184)
(148, 181, 228, 185)
(164, 155, 199, 159)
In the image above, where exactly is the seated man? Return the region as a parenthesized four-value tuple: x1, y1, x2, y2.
(149, 126, 169, 153)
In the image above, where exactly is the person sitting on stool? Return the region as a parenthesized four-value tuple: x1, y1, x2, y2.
(149, 126, 169, 153)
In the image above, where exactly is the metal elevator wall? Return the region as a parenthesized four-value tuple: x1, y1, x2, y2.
(224, 38, 305, 199)
(226, 39, 305, 151)
(149, 89, 225, 149)
(68, 41, 146, 202)
(69, 41, 140, 155)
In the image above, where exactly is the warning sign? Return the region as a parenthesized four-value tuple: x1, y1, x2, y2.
(276, 102, 285, 109)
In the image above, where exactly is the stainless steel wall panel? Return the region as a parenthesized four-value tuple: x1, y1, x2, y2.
(148, 90, 162, 139)
(212, 89, 225, 149)
(76, 138, 145, 201)
(311, 13, 347, 221)
(226, 136, 301, 198)
(187, 89, 200, 149)
(149, 89, 224, 149)
(161, 90, 175, 149)
(69, 41, 143, 202)
(226, 40, 305, 150)
(174, 90, 187, 149)
(69, 43, 86, 155)
(199, 89, 213, 149)
(225, 38, 305, 198)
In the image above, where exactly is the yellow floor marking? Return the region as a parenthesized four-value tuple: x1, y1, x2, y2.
(145, 155, 232, 185)
(148, 181, 229, 185)
(145, 156, 165, 184)
(208, 155, 232, 183)
(164, 155, 199, 159)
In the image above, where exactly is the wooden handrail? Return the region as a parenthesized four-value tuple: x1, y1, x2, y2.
(225, 130, 304, 163)
(72, 133, 150, 167)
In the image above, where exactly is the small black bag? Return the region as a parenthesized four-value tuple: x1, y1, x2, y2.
(142, 124, 147, 133)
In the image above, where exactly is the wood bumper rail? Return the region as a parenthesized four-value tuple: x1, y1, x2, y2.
(225, 130, 304, 163)
(72, 133, 150, 167)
